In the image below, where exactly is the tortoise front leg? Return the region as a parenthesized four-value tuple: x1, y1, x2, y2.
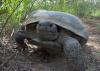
(14, 30, 28, 51)
(61, 36, 86, 71)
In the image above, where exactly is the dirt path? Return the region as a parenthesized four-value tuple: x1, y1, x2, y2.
(0, 18, 100, 71)
(84, 18, 100, 71)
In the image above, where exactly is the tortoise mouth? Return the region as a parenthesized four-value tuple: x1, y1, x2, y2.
(36, 30, 59, 41)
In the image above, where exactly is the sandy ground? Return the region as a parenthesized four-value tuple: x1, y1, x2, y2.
(0, 18, 100, 71)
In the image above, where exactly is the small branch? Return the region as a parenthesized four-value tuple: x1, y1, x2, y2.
(9, 63, 17, 71)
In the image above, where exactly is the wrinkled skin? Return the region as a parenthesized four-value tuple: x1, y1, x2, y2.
(15, 21, 86, 71)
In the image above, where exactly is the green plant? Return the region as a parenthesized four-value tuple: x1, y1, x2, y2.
(0, 0, 100, 36)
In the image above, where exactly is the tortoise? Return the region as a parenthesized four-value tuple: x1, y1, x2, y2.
(15, 10, 88, 71)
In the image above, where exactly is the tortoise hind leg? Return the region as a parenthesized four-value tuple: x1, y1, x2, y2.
(62, 36, 86, 71)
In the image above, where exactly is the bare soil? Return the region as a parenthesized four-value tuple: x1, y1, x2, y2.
(0, 18, 100, 71)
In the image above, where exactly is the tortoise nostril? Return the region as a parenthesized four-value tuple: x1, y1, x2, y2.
(39, 24, 42, 26)
(49, 24, 53, 27)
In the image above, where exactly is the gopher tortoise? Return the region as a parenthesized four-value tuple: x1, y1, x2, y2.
(15, 10, 88, 71)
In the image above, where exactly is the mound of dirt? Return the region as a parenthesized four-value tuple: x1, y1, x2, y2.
(0, 18, 100, 71)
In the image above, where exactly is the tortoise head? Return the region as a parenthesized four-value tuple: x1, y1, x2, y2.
(36, 20, 59, 41)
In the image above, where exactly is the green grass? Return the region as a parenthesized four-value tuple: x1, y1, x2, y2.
(0, 0, 100, 35)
